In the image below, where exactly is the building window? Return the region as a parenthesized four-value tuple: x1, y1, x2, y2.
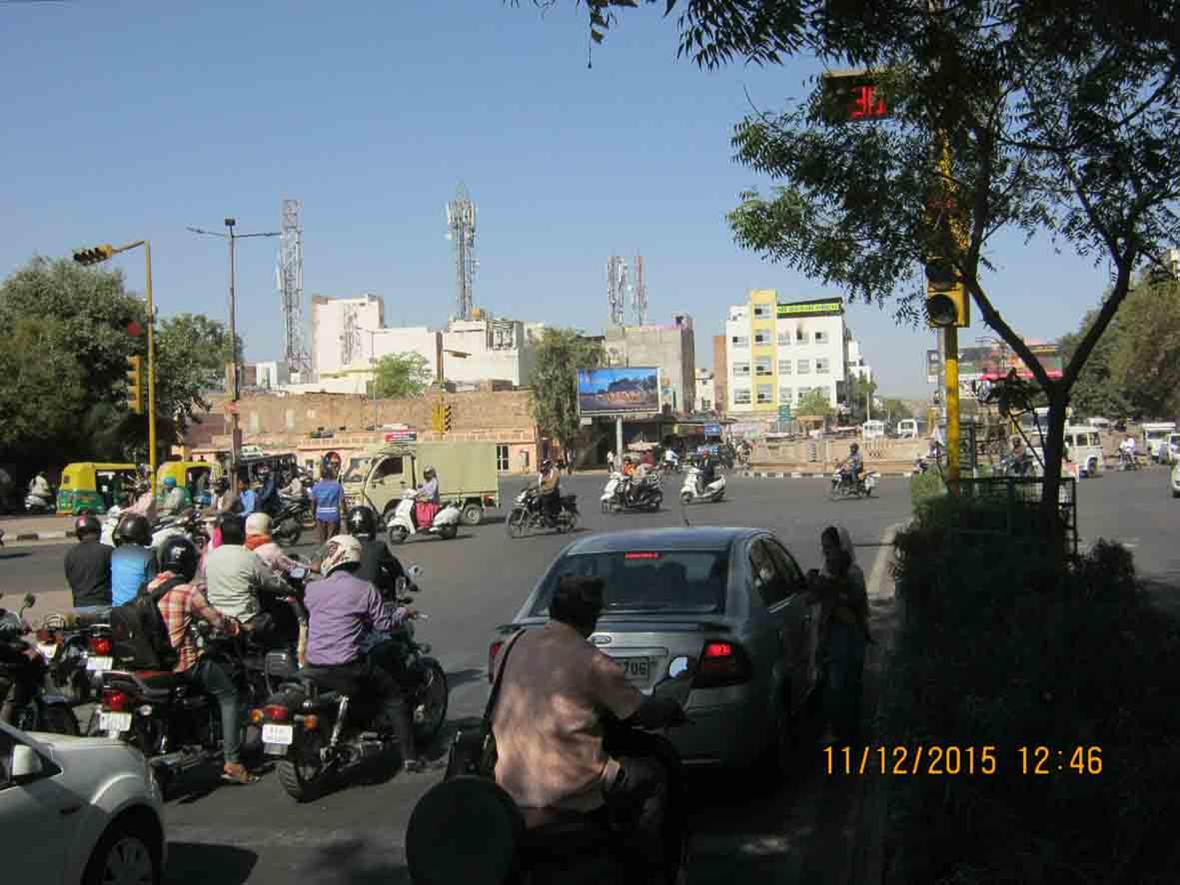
(778, 359, 792, 375)
(815, 357, 830, 374)
(795, 329, 808, 343)
(777, 331, 790, 346)
(755, 356, 773, 376)
(734, 389, 752, 405)
(733, 362, 751, 377)
(496, 444, 510, 472)
(754, 330, 771, 345)
(757, 384, 774, 404)
(700, 397, 712, 410)
(731, 335, 749, 348)
(797, 359, 811, 374)
(753, 303, 772, 318)
(779, 387, 793, 404)
(814, 330, 829, 344)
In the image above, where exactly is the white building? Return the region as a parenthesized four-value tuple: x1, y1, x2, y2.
(695, 368, 715, 412)
(845, 338, 873, 384)
(310, 294, 386, 378)
(253, 361, 290, 390)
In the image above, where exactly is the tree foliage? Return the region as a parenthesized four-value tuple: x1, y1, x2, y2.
(0, 317, 88, 457)
(843, 374, 878, 424)
(155, 312, 236, 435)
(796, 387, 833, 417)
(371, 352, 433, 400)
(528, 328, 603, 451)
(880, 397, 913, 422)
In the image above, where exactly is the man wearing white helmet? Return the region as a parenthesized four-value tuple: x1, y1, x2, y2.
(244, 512, 305, 579)
(303, 535, 428, 773)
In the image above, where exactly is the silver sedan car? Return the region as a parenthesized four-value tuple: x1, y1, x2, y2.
(489, 526, 822, 772)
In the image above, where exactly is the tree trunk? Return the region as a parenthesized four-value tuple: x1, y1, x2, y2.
(1039, 389, 1069, 552)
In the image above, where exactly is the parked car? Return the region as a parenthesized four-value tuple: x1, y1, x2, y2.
(0, 720, 166, 884)
(1170, 460, 1180, 499)
(490, 527, 822, 775)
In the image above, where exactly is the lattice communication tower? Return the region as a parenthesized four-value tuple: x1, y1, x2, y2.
(446, 183, 478, 321)
(277, 199, 310, 374)
(340, 304, 361, 367)
(632, 254, 647, 325)
(607, 255, 629, 326)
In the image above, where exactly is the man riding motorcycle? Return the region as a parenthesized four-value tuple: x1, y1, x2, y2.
(151, 535, 257, 785)
(0, 605, 46, 726)
(696, 451, 717, 496)
(346, 505, 406, 595)
(537, 459, 562, 525)
(303, 535, 428, 773)
(126, 479, 158, 523)
(158, 475, 192, 517)
(203, 514, 295, 647)
(65, 513, 113, 609)
(1119, 434, 1138, 468)
(27, 471, 53, 508)
(244, 512, 306, 579)
(490, 575, 686, 880)
(836, 443, 865, 489)
(110, 514, 159, 606)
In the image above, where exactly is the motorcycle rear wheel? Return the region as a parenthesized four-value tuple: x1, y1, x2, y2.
(278, 726, 331, 802)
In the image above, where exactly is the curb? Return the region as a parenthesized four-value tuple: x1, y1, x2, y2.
(5, 531, 69, 542)
(745, 471, 915, 479)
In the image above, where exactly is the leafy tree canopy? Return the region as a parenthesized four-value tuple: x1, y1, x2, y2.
(529, 328, 603, 451)
(797, 387, 833, 417)
(371, 352, 433, 400)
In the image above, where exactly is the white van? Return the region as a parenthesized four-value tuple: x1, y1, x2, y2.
(1063, 426, 1105, 477)
(862, 420, 886, 440)
(1142, 422, 1177, 462)
(1087, 417, 1111, 432)
(896, 419, 919, 439)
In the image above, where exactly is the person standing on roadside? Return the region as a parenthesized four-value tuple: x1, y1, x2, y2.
(311, 466, 345, 544)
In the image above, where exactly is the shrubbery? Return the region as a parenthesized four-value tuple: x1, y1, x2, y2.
(882, 501, 1180, 884)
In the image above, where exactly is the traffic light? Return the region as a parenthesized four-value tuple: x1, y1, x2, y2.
(431, 402, 445, 434)
(925, 257, 970, 328)
(820, 69, 891, 124)
(125, 355, 144, 414)
(443, 404, 453, 433)
(73, 244, 116, 266)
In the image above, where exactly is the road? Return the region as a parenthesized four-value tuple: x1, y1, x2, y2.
(2, 468, 1173, 883)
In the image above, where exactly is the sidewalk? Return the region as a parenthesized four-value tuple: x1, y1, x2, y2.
(0, 513, 73, 543)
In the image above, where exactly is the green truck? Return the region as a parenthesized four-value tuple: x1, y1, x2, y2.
(347, 441, 500, 526)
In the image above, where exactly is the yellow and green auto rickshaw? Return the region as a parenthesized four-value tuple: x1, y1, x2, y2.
(157, 461, 215, 508)
(57, 462, 139, 515)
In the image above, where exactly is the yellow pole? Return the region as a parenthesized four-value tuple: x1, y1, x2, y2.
(945, 325, 959, 482)
(144, 241, 158, 498)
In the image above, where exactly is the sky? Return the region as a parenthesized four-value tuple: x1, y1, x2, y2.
(1, 0, 1117, 398)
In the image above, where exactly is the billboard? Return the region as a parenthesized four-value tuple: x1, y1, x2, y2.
(958, 342, 1064, 383)
(577, 367, 660, 415)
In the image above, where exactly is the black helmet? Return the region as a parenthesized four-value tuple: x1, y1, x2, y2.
(158, 535, 199, 581)
(850, 443, 860, 453)
(214, 477, 230, 494)
(347, 505, 378, 540)
(116, 513, 151, 546)
(74, 513, 102, 540)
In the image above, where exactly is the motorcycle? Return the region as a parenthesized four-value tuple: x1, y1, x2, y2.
(270, 497, 307, 546)
(258, 565, 449, 802)
(662, 451, 683, 474)
(829, 468, 879, 500)
(34, 608, 114, 707)
(0, 593, 80, 736)
(404, 654, 696, 885)
(24, 491, 55, 515)
(386, 490, 462, 545)
(506, 487, 579, 538)
(601, 472, 663, 513)
(150, 509, 207, 551)
(1117, 449, 1140, 471)
(679, 466, 726, 505)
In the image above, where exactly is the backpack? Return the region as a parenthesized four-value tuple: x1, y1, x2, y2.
(110, 575, 185, 671)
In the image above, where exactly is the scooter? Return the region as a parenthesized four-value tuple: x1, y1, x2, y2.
(404, 654, 695, 885)
(662, 450, 682, 474)
(601, 472, 663, 513)
(386, 490, 461, 545)
(24, 491, 55, 515)
(829, 469, 879, 499)
(679, 466, 726, 505)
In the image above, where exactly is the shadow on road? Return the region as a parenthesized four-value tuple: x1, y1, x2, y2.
(307, 838, 411, 885)
(445, 668, 485, 692)
(480, 515, 507, 525)
(167, 841, 258, 884)
(0, 551, 32, 560)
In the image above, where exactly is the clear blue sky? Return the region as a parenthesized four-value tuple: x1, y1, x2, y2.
(1, 0, 1112, 397)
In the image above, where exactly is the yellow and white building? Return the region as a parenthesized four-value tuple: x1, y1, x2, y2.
(724, 289, 871, 418)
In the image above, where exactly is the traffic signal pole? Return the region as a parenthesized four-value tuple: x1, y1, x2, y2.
(144, 241, 158, 497)
(937, 133, 963, 484)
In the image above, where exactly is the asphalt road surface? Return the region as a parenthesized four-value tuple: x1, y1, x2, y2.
(1, 469, 1173, 884)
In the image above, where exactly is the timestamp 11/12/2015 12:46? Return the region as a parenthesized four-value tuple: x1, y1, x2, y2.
(823, 745, 1104, 776)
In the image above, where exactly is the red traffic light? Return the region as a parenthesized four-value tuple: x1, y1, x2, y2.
(127, 321, 143, 337)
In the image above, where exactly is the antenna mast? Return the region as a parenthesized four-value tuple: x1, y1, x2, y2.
(632, 253, 647, 325)
(277, 198, 310, 376)
(446, 183, 478, 321)
(607, 255, 628, 326)
(340, 304, 361, 367)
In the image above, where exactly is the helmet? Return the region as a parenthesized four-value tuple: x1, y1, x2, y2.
(245, 512, 272, 536)
(320, 534, 363, 576)
(423, 465, 436, 478)
(74, 513, 101, 540)
(162, 476, 177, 489)
(541, 459, 552, 470)
(158, 535, 199, 582)
(347, 505, 378, 540)
(116, 513, 151, 547)
(850, 443, 860, 453)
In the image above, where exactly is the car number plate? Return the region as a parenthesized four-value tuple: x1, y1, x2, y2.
(262, 724, 294, 746)
(87, 656, 113, 672)
(616, 657, 651, 683)
(99, 711, 132, 733)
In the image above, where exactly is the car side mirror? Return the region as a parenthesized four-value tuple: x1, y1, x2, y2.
(11, 745, 44, 781)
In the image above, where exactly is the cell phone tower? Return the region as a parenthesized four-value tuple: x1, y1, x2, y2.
(632, 253, 648, 325)
(446, 183, 478, 321)
(277, 198, 310, 375)
(607, 255, 628, 326)
(340, 303, 361, 367)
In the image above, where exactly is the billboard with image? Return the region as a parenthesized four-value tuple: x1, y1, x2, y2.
(578, 367, 660, 415)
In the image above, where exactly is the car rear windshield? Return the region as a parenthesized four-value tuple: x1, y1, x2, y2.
(530, 549, 729, 616)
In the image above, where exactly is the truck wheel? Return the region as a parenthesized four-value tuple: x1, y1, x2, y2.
(460, 503, 483, 527)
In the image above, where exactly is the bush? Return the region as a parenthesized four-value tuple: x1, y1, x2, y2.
(910, 471, 947, 519)
(883, 510, 1180, 884)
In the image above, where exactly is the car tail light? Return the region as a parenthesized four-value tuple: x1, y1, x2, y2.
(103, 688, 130, 712)
(489, 641, 504, 683)
(89, 637, 112, 656)
(264, 704, 290, 722)
(694, 640, 753, 688)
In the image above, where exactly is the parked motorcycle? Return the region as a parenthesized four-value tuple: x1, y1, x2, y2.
(506, 487, 579, 538)
(0, 593, 79, 735)
(34, 608, 113, 707)
(829, 469, 879, 500)
(679, 466, 726, 505)
(386, 490, 462, 545)
(601, 472, 663, 513)
(404, 654, 695, 885)
(24, 491, 55, 515)
(258, 566, 449, 802)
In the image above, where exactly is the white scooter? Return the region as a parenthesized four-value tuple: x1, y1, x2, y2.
(386, 490, 461, 545)
(680, 466, 726, 504)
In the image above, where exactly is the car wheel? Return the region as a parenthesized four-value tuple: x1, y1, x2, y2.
(83, 813, 162, 885)
(460, 503, 483, 527)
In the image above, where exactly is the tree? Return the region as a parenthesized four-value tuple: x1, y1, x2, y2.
(844, 375, 878, 424)
(0, 317, 87, 458)
(797, 388, 834, 418)
(154, 313, 237, 436)
(880, 398, 914, 422)
(529, 329, 603, 454)
(1058, 309, 1130, 420)
(1106, 279, 1180, 419)
(522, 1, 1180, 543)
(371, 353, 433, 400)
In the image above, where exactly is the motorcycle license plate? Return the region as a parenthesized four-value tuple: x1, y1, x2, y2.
(615, 657, 651, 683)
(87, 656, 113, 672)
(262, 724, 293, 746)
(99, 711, 132, 733)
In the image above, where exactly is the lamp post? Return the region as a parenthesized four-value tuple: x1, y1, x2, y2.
(73, 240, 159, 496)
(187, 218, 279, 478)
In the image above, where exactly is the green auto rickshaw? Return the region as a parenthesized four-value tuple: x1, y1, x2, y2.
(57, 462, 140, 515)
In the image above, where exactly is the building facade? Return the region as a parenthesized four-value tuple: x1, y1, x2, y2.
(694, 368, 715, 413)
(603, 315, 696, 414)
(725, 290, 868, 418)
(712, 335, 728, 415)
(441, 316, 540, 387)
